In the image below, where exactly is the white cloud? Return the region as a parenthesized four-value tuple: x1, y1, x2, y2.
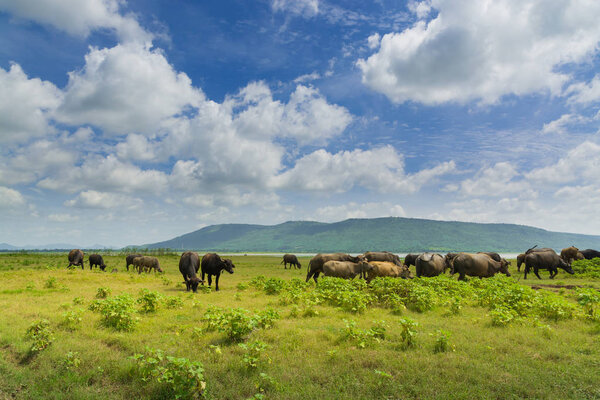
(116, 133, 157, 161)
(271, 146, 455, 192)
(566, 74, 600, 104)
(57, 43, 204, 136)
(367, 33, 380, 50)
(47, 213, 80, 222)
(314, 201, 406, 222)
(0, 186, 25, 208)
(0, 64, 62, 144)
(0, 0, 152, 44)
(272, 0, 319, 17)
(452, 162, 533, 197)
(541, 113, 583, 135)
(294, 72, 321, 83)
(65, 190, 142, 209)
(525, 141, 600, 184)
(357, 0, 600, 104)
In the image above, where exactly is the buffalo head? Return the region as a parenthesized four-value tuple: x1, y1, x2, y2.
(223, 259, 235, 274)
(558, 259, 575, 274)
(188, 276, 203, 292)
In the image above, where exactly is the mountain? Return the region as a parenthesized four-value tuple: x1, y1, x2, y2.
(0, 243, 18, 251)
(141, 217, 600, 253)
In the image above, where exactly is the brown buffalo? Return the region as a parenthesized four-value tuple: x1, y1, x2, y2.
(322, 260, 373, 280)
(524, 251, 574, 279)
(67, 249, 85, 269)
(133, 256, 162, 274)
(415, 253, 446, 277)
(450, 253, 510, 281)
(560, 246, 583, 264)
(281, 254, 301, 269)
(179, 251, 204, 292)
(366, 261, 412, 283)
(306, 253, 363, 283)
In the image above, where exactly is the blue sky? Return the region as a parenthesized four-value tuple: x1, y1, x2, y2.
(1, 0, 600, 247)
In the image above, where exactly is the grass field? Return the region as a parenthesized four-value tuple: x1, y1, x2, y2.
(0, 253, 599, 399)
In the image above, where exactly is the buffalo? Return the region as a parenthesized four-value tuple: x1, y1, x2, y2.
(201, 253, 235, 291)
(281, 254, 301, 269)
(560, 246, 584, 264)
(363, 251, 402, 266)
(125, 254, 142, 271)
(516, 253, 526, 272)
(322, 260, 373, 280)
(306, 253, 363, 283)
(365, 261, 412, 283)
(403, 253, 420, 267)
(179, 251, 203, 292)
(132, 256, 163, 274)
(580, 249, 600, 260)
(450, 253, 510, 281)
(89, 254, 106, 271)
(524, 251, 574, 279)
(67, 249, 85, 269)
(415, 253, 447, 277)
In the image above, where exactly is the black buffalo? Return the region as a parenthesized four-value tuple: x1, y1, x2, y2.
(201, 253, 235, 291)
(125, 254, 142, 271)
(580, 249, 600, 260)
(281, 254, 301, 269)
(179, 251, 204, 292)
(89, 254, 106, 271)
(403, 253, 420, 267)
(524, 251, 574, 279)
(68, 249, 84, 269)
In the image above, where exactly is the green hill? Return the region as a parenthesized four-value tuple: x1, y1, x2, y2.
(140, 217, 600, 253)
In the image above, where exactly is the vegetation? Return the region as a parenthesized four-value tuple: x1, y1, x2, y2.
(0, 253, 599, 399)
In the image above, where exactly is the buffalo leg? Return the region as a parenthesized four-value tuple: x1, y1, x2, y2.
(215, 273, 220, 291)
(458, 271, 466, 281)
(534, 267, 542, 280)
(207, 274, 212, 287)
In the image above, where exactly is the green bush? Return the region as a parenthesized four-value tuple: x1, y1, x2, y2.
(164, 296, 184, 309)
(132, 348, 206, 399)
(89, 294, 138, 331)
(95, 287, 111, 299)
(25, 319, 54, 352)
(61, 309, 83, 331)
(62, 351, 81, 370)
(433, 330, 454, 353)
(202, 307, 280, 342)
(263, 278, 287, 295)
(341, 319, 387, 349)
(44, 277, 58, 288)
(239, 340, 270, 369)
(576, 288, 600, 321)
(489, 307, 518, 326)
(137, 289, 163, 313)
(398, 318, 417, 349)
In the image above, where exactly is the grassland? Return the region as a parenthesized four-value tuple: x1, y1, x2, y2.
(0, 253, 599, 399)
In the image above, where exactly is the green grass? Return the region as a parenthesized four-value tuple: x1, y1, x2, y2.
(0, 253, 599, 399)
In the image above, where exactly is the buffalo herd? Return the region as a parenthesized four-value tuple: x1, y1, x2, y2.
(65, 245, 599, 292)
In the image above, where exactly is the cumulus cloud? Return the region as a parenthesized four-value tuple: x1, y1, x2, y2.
(0, 0, 152, 44)
(271, 145, 455, 192)
(272, 0, 319, 17)
(314, 201, 406, 222)
(566, 74, 600, 105)
(57, 43, 204, 136)
(0, 64, 62, 144)
(525, 141, 600, 184)
(0, 186, 25, 208)
(65, 190, 142, 209)
(541, 114, 583, 135)
(450, 162, 533, 197)
(357, 0, 600, 104)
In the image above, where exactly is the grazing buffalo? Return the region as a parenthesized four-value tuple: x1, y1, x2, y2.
(306, 253, 363, 283)
(125, 254, 142, 271)
(415, 253, 447, 277)
(322, 260, 373, 281)
(89, 254, 106, 271)
(450, 253, 510, 281)
(524, 251, 574, 279)
(580, 249, 600, 260)
(201, 253, 235, 291)
(525, 246, 555, 254)
(67, 249, 85, 269)
(133, 256, 163, 274)
(560, 246, 584, 264)
(363, 251, 402, 266)
(281, 254, 301, 269)
(403, 253, 420, 267)
(366, 261, 412, 283)
(179, 251, 203, 292)
(477, 252, 502, 262)
(516, 253, 526, 272)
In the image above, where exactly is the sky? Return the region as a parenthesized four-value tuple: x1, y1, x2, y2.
(1, 0, 600, 248)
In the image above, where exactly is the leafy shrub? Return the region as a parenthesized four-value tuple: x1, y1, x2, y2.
(25, 319, 54, 352)
(576, 288, 600, 321)
(237, 283, 249, 291)
(164, 296, 184, 309)
(254, 308, 280, 329)
(249, 275, 267, 290)
(405, 284, 437, 313)
(489, 307, 517, 327)
(61, 309, 83, 331)
(535, 293, 576, 321)
(341, 319, 387, 348)
(239, 340, 270, 369)
(89, 294, 138, 331)
(447, 297, 462, 315)
(263, 278, 287, 295)
(202, 307, 280, 341)
(398, 318, 417, 349)
(72, 297, 84, 305)
(63, 351, 81, 370)
(95, 287, 111, 299)
(132, 348, 206, 399)
(433, 330, 454, 353)
(44, 277, 58, 289)
(137, 289, 163, 313)
(571, 259, 600, 278)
